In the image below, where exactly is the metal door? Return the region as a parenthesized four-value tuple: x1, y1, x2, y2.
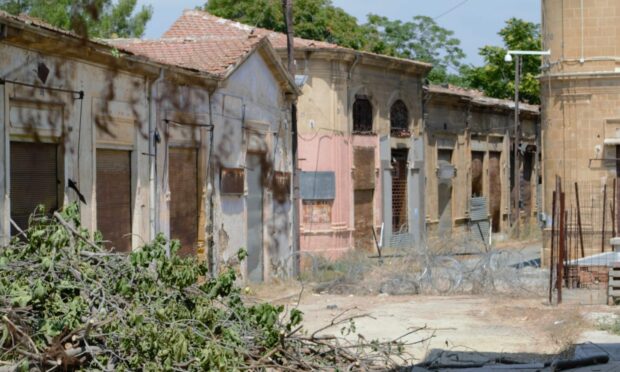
(96, 149, 132, 252)
(391, 149, 408, 233)
(489, 151, 502, 232)
(10, 142, 59, 233)
(169, 147, 198, 257)
(354, 189, 375, 251)
(437, 149, 453, 232)
(246, 153, 264, 282)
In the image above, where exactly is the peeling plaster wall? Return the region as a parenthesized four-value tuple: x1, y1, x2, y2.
(211, 51, 294, 280)
(295, 57, 426, 256)
(0, 42, 150, 248)
(425, 94, 539, 241)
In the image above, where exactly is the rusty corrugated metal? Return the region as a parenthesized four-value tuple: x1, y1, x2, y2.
(169, 147, 198, 257)
(96, 149, 132, 252)
(10, 142, 59, 233)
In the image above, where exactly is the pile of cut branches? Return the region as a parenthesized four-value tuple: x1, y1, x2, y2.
(0, 204, 421, 371)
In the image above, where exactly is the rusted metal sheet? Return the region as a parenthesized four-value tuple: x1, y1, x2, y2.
(354, 189, 374, 251)
(273, 171, 291, 203)
(353, 146, 375, 190)
(437, 149, 453, 232)
(10, 142, 59, 233)
(302, 201, 332, 224)
(96, 149, 132, 253)
(169, 147, 198, 257)
(489, 151, 502, 232)
(221, 168, 244, 195)
(471, 151, 484, 197)
(392, 149, 408, 232)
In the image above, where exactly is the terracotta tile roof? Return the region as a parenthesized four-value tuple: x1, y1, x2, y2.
(164, 10, 339, 50)
(108, 35, 263, 77)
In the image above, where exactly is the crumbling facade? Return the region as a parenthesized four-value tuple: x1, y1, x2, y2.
(164, 10, 433, 258)
(425, 85, 540, 244)
(541, 0, 620, 262)
(0, 11, 299, 282)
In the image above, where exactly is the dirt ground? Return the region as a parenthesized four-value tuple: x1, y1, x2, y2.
(248, 282, 620, 363)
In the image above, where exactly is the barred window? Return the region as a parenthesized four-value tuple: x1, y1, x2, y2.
(390, 100, 409, 134)
(353, 97, 373, 133)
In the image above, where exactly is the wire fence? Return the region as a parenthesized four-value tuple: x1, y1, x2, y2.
(548, 177, 620, 305)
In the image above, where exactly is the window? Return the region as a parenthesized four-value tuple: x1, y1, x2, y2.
(390, 100, 409, 136)
(353, 97, 373, 133)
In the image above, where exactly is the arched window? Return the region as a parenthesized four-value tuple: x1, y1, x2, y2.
(390, 100, 409, 135)
(353, 97, 373, 133)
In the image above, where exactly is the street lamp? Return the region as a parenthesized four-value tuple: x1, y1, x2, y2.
(504, 49, 550, 237)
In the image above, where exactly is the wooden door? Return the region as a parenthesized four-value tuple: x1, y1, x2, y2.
(169, 147, 198, 257)
(471, 151, 484, 197)
(489, 151, 502, 232)
(96, 149, 132, 252)
(354, 189, 374, 251)
(10, 142, 59, 233)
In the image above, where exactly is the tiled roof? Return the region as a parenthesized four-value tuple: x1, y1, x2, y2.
(164, 10, 340, 50)
(109, 35, 263, 77)
(427, 84, 540, 113)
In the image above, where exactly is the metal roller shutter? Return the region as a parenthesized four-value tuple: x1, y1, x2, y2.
(96, 149, 132, 252)
(169, 147, 198, 257)
(10, 142, 59, 233)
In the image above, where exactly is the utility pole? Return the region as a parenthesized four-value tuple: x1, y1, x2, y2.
(282, 0, 300, 275)
(513, 55, 521, 238)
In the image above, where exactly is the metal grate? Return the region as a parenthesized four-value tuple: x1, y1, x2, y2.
(353, 98, 373, 133)
(470, 197, 490, 245)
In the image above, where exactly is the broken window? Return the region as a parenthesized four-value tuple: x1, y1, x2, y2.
(390, 100, 409, 136)
(221, 168, 245, 195)
(353, 97, 373, 133)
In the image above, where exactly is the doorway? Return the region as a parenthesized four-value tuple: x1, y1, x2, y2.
(471, 151, 484, 197)
(96, 149, 132, 252)
(437, 149, 453, 232)
(489, 151, 502, 232)
(246, 153, 264, 282)
(391, 148, 408, 233)
(10, 141, 60, 234)
(169, 147, 199, 257)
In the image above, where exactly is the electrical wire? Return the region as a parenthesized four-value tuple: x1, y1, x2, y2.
(434, 0, 470, 20)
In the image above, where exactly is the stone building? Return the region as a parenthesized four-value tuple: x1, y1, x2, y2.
(424, 85, 540, 244)
(161, 10, 432, 258)
(0, 11, 299, 282)
(540, 0, 620, 261)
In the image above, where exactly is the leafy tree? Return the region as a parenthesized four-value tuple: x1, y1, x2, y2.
(205, 0, 368, 49)
(362, 14, 465, 83)
(0, 0, 153, 38)
(461, 18, 542, 104)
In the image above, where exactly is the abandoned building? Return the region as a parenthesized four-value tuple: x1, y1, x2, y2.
(541, 0, 620, 263)
(0, 11, 299, 282)
(425, 85, 540, 245)
(162, 10, 433, 258)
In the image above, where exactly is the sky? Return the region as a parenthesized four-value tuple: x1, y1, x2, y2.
(137, 0, 541, 66)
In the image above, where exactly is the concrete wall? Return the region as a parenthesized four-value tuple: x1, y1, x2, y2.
(295, 55, 426, 257)
(541, 0, 620, 263)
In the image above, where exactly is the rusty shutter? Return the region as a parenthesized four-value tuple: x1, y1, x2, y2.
(169, 147, 198, 257)
(96, 149, 132, 252)
(489, 151, 502, 232)
(353, 147, 375, 190)
(10, 142, 59, 233)
(354, 189, 374, 251)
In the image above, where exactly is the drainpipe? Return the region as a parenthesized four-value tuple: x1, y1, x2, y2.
(206, 86, 217, 275)
(149, 69, 164, 242)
